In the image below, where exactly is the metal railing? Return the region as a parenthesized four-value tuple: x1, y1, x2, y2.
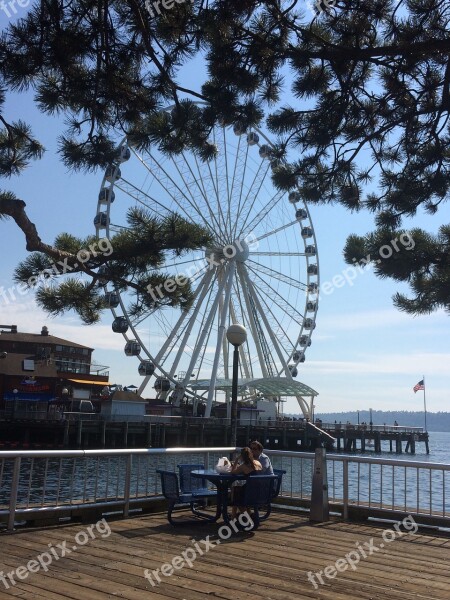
(319, 422, 424, 434)
(0, 447, 235, 530)
(1, 448, 448, 531)
(268, 450, 449, 523)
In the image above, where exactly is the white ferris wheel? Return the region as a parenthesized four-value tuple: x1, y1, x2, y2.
(94, 111, 319, 418)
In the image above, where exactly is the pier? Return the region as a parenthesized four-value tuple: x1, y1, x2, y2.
(0, 445, 449, 599)
(1, 508, 449, 599)
(0, 414, 430, 454)
(319, 421, 430, 454)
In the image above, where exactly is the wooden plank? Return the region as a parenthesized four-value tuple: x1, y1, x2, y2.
(0, 510, 449, 600)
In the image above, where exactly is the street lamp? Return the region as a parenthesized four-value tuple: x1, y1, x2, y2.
(369, 407, 373, 430)
(226, 324, 247, 448)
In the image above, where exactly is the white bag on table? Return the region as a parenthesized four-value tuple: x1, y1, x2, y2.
(215, 457, 231, 473)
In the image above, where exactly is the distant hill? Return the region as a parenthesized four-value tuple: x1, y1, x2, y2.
(304, 411, 450, 432)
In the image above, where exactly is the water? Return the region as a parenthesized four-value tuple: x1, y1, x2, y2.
(376, 431, 450, 464)
(1, 434, 449, 513)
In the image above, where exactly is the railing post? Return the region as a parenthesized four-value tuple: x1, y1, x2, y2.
(8, 457, 21, 531)
(343, 458, 349, 520)
(123, 454, 132, 518)
(310, 446, 329, 522)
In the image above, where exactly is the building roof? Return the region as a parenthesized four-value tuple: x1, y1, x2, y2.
(0, 330, 92, 350)
(190, 377, 319, 397)
(110, 390, 146, 402)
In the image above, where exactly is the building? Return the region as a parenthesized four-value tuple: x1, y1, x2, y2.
(0, 324, 109, 419)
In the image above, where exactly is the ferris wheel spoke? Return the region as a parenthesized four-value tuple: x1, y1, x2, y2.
(166, 270, 216, 378)
(234, 159, 272, 237)
(252, 251, 309, 256)
(177, 151, 224, 238)
(246, 272, 297, 352)
(231, 282, 255, 379)
(195, 314, 217, 383)
(202, 146, 228, 242)
(247, 259, 308, 292)
(143, 149, 217, 236)
(178, 265, 230, 394)
(230, 285, 253, 379)
(253, 220, 299, 244)
(152, 269, 214, 367)
(161, 256, 203, 270)
(236, 265, 271, 378)
(241, 267, 295, 380)
(205, 262, 236, 416)
(228, 135, 245, 240)
(115, 177, 175, 217)
(222, 127, 233, 238)
(245, 264, 305, 325)
(230, 138, 249, 240)
(220, 296, 230, 382)
(239, 187, 285, 239)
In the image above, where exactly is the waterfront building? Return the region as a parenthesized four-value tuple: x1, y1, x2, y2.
(0, 324, 109, 419)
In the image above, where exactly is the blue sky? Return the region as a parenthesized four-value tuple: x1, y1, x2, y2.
(0, 10, 448, 416)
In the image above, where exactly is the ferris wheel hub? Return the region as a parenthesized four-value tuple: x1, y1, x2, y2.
(205, 239, 250, 265)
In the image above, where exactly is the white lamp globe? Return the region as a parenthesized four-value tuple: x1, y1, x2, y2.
(226, 324, 247, 347)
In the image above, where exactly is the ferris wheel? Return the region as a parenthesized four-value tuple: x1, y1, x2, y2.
(94, 111, 319, 418)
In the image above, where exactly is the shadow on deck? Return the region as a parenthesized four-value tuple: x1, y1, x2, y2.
(0, 509, 449, 599)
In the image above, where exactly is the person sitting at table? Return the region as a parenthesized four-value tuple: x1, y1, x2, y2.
(230, 446, 262, 519)
(249, 440, 274, 474)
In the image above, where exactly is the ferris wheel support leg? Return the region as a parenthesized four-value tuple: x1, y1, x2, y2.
(166, 270, 215, 379)
(205, 263, 236, 418)
(295, 395, 310, 419)
(237, 265, 269, 378)
(138, 376, 151, 397)
(178, 270, 229, 410)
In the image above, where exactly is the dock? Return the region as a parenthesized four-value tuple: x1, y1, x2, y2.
(1, 509, 449, 599)
(0, 416, 429, 454)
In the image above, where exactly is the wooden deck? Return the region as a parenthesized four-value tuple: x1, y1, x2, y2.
(1, 509, 449, 599)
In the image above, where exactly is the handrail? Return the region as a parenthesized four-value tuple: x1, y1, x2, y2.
(1, 447, 448, 531)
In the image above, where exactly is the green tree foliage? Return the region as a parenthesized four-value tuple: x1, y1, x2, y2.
(13, 208, 212, 324)
(1, 0, 450, 315)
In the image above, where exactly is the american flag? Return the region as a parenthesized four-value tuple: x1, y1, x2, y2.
(413, 380, 425, 393)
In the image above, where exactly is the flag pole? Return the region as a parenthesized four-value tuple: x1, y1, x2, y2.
(423, 375, 427, 432)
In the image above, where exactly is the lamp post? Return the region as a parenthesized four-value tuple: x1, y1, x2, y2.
(226, 324, 247, 448)
(369, 407, 373, 431)
(62, 387, 70, 413)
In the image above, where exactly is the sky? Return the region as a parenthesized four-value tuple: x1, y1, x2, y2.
(0, 7, 448, 417)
